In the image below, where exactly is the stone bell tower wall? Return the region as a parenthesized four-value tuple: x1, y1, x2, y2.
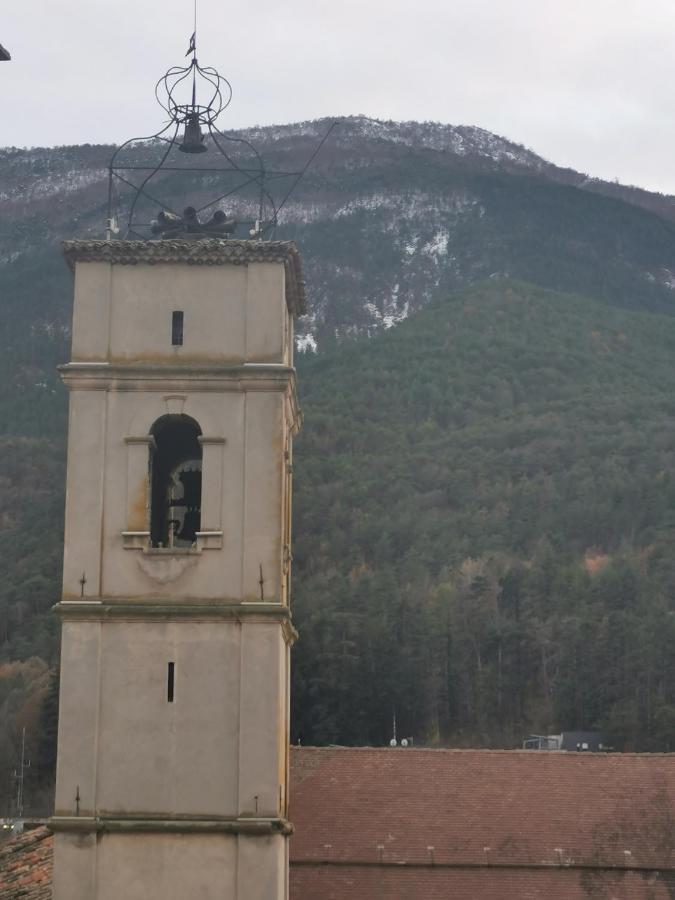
(63, 239, 304, 362)
(69, 258, 295, 366)
(51, 239, 303, 900)
(59, 240, 302, 604)
(60, 382, 294, 601)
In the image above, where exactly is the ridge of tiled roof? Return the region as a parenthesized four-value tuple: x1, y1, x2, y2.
(294, 744, 675, 758)
(0, 827, 52, 900)
(61, 239, 307, 315)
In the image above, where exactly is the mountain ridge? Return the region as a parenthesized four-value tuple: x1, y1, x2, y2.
(5, 115, 675, 357)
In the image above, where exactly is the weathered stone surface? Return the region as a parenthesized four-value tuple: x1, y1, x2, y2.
(52, 248, 300, 899)
(62, 239, 306, 314)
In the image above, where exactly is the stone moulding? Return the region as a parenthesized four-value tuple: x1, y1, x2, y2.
(62, 238, 307, 316)
(54, 600, 299, 644)
(50, 815, 293, 836)
(59, 362, 302, 430)
(59, 362, 296, 384)
(122, 532, 224, 552)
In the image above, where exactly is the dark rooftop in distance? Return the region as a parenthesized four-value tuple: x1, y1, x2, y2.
(0, 45, 11, 61)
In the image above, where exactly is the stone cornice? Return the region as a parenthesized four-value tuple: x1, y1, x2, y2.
(54, 600, 299, 644)
(59, 362, 294, 383)
(60, 360, 295, 390)
(62, 238, 306, 316)
(59, 362, 301, 426)
(50, 815, 293, 836)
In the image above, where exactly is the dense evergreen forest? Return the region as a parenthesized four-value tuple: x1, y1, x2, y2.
(291, 281, 675, 751)
(2, 120, 675, 814)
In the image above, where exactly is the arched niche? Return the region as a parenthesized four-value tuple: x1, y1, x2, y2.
(149, 414, 203, 548)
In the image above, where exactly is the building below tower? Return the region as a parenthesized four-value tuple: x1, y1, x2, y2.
(3, 747, 674, 900)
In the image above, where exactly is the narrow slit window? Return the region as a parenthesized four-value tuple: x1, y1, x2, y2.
(167, 662, 175, 702)
(171, 311, 184, 346)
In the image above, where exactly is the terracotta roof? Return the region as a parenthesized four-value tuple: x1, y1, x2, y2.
(291, 866, 675, 899)
(62, 239, 306, 315)
(2, 749, 674, 899)
(289, 747, 675, 900)
(0, 827, 52, 900)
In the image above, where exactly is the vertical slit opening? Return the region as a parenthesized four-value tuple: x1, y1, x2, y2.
(167, 662, 175, 702)
(172, 311, 184, 346)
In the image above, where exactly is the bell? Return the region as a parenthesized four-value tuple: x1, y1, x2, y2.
(182, 206, 201, 232)
(179, 113, 207, 154)
(205, 209, 236, 235)
(151, 209, 182, 236)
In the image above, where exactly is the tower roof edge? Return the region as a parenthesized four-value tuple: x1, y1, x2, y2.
(62, 239, 307, 316)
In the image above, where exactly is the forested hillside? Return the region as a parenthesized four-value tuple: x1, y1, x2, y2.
(292, 281, 675, 751)
(2, 117, 675, 813)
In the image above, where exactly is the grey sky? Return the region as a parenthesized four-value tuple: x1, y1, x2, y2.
(3, 0, 675, 193)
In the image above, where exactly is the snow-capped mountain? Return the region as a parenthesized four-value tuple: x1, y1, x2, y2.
(3, 115, 675, 356)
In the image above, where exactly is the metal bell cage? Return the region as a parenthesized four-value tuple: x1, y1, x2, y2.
(107, 35, 334, 242)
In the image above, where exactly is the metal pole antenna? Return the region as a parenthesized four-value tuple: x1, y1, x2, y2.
(13, 727, 30, 818)
(191, 0, 198, 105)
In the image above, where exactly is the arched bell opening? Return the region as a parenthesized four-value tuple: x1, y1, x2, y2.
(149, 415, 202, 548)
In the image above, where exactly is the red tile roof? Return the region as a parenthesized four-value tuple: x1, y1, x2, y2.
(0, 827, 52, 900)
(1, 749, 673, 899)
(289, 747, 675, 899)
(291, 866, 675, 899)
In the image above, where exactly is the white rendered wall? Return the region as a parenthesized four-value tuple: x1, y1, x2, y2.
(53, 254, 298, 900)
(70, 262, 289, 365)
(52, 832, 287, 900)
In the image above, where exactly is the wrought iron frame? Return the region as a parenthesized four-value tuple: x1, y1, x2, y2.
(107, 35, 335, 241)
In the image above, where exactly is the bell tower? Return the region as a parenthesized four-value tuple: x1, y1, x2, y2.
(50, 237, 303, 900)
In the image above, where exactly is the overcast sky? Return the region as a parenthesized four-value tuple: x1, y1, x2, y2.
(3, 0, 675, 193)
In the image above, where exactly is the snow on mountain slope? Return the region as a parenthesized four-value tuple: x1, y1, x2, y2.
(4, 117, 675, 354)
